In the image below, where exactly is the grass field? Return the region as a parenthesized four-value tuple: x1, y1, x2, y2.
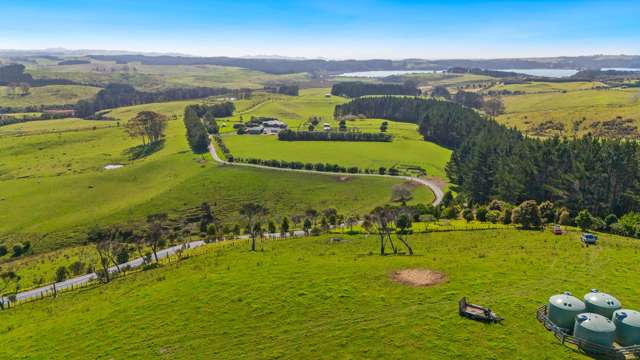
(486, 81, 607, 94)
(26, 63, 309, 91)
(219, 88, 452, 179)
(1, 229, 638, 359)
(0, 100, 433, 253)
(497, 87, 640, 136)
(0, 118, 115, 136)
(0, 85, 100, 107)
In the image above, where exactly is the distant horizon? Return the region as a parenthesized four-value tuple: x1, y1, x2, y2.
(2, 1, 639, 60)
(1, 47, 639, 62)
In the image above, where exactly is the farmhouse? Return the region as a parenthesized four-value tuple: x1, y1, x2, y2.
(245, 126, 264, 134)
(262, 119, 287, 128)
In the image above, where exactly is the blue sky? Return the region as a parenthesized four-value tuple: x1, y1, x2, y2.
(1, 0, 639, 59)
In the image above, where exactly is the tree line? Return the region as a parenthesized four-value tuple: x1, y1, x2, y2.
(277, 129, 392, 142)
(331, 81, 420, 98)
(183, 105, 211, 154)
(75, 84, 241, 118)
(89, 55, 395, 75)
(264, 84, 299, 96)
(335, 96, 640, 217)
(0, 112, 69, 127)
(0, 64, 76, 87)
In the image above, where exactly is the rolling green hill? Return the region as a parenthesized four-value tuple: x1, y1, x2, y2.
(1, 229, 638, 359)
(0, 100, 433, 252)
(0, 85, 100, 107)
(497, 87, 640, 137)
(219, 88, 452, 179)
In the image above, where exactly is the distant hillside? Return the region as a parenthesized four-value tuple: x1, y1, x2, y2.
(89, 55, 395, 75)
(87, 54, 640, 75)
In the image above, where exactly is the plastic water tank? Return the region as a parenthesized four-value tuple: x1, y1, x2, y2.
(548, 292, 586, 330)
(584, 289, 621, 319)
(613, 309, 640, 346)
(573, 313, 616, 348)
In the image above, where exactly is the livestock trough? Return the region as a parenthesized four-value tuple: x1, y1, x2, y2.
(459, 297, 504, 323)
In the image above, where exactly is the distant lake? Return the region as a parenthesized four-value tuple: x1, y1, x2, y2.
(337, 70, 443, 78)
(499, 69, 579, 78)
(602, 68, 640, 72)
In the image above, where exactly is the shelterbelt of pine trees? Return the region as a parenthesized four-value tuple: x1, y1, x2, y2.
(75, 84, 245, 118)
(335, 96, 640, 216)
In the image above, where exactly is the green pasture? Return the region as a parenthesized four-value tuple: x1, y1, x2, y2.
(0, 118, 115, 136)
(0, 85, 100, 107)
(0, 101, 433, 253)
(497, 88, 640, 136)
(219, 88, 451, 178)
(1, 229, 638, 359)
(27, 63, 309, 91)
(486, 81, 607, 94)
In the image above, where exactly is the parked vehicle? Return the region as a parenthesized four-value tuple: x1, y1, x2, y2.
(581, 233, 598, 245)
(552, 224, 563, 235)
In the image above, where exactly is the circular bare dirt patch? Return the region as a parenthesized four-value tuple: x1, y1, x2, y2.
(391, 268, 447, 287)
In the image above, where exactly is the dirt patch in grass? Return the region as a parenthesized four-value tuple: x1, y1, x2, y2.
(391, 268, 447, 287)
(336, 176, 353, 182)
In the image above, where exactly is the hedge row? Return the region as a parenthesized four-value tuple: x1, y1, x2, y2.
(278, 130, 392, 142)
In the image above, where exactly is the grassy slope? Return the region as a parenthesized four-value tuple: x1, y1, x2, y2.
(220, 88, 452, 179)
(1, 229, 638, 359)
(0, 85, 100, 107)
(497, 87, 640, 136)
(486, 81, 606, 94)
(0, 118, 115, 136)
(0, 100, 432, 252)
(27, 63, 308, 91)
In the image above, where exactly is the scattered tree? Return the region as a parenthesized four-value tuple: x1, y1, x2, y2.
(239, 203, 268, 251)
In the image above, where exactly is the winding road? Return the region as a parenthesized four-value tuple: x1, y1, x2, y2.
(0, 139, 444, 308)
(0, 231, 307, 307)
(209, 142, 445, 206)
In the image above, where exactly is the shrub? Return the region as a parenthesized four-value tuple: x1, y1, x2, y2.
(486, 210, 500, 223)
(55, 266, 69, 283)
(558, 210, 572, 226)
(500, 207, 512, 225)
(511, 200, 541, 229)
(462, 208, 474, 222)
(442, 206, 458, 219)
(538, 201, 555, 224)
(575, 209, 594, 231)
(605, 214, 618, 228)
(0, 245, 7, 257)
(278, 129, 392, 142)
(475, 206, 488, 222)
(488, 199, 506, 211)
(12, 244, 23, 257)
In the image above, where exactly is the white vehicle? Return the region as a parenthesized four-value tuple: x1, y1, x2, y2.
(581, 233, 597, 245)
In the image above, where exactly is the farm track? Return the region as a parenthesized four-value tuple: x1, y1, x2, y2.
(208, 141, 444, 206)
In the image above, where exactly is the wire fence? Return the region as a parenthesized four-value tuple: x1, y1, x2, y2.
(536, 305, 640, 359)
(2, 225, 524, 310)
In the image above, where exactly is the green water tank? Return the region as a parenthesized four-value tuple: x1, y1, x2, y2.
(548, 292, 586, 330)
(583, 289, 621, 319)
(613, 309, 640, 346)
(574, 313, 616, 348)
